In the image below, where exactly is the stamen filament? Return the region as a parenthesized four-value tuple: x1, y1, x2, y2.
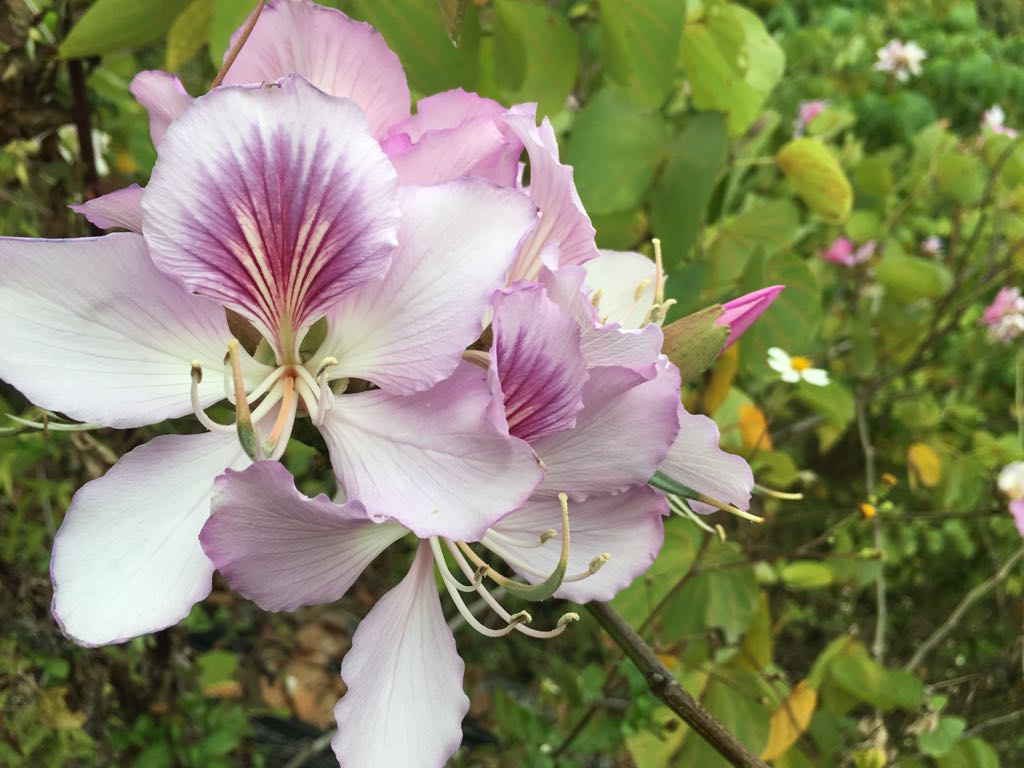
(443, 539, 579, 639)
(266, 386, 298, 461)
(754, 483, 804, 500)
(190, 361, 235, 434)
(431, 539, 530, 638)
(428, 537, 481, 593)
(228, 340, 261, 461)
(266, 376, 295, 446)
(246, 365, 287, 404)
(483, 528, 555, 550)
(652, 237, 665, 306)
(249, 380, 285, 422)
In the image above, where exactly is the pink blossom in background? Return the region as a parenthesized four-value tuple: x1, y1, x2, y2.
(794, 99, 828, 136)
(920, 235, 943, 256)
(718, 285, 785, 349)
(981, 104, 1018, 139)
(998, 463, 1024, 537)
(982, 287, 1024, 343)
(821, 237, 876, 267)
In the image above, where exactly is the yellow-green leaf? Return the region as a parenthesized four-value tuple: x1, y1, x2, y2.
(166, 0, 212, 71)
(61, 0, 193, 58)
(777, 138, 853, 223)
(761, 681, 817, 761)
(908, 443, 943, 488)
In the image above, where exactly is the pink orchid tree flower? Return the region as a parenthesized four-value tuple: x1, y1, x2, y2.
(821, 236, 875, 267)
(0, 72, 549, 646)
(998, 462, 1024, 537)
(200, 280, 684, 767)
(719, 285, 786, 349)
(982, 287, 1024, 343)
(794, 99, 828, 136)
(73, 0, 528, 233)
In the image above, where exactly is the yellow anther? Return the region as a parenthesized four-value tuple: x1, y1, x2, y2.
(590, 288, 603, 310)
(557, 612, 580, 628)
(539, 528, 559, 544)
(589, 553, 611, 574)
(633, 278, 652, 301)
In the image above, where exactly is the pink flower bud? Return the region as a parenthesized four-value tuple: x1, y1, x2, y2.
(718, 285, 785, 349)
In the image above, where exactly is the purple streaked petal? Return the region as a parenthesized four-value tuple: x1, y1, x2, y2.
(488, 486, 667, 603)
(505, 114, 599, 282)
(718, 285, 785, 350)
(317, 180, 536, 394)
(0, 233, 269, 429)
(143, 75, 400, 359)
(489, 283, 587, 443)
(540, 266, 665, 378)
(659, 405, 754, 514)
(383, 89, 526, 186)
(129, 70, 194, 147)
(224, 0, 409, 137)
(69, 184, 144, 232)
(332, 541, 467, 768)
(200, 461, 406, 612)
(531, 360, 681, 498)
(318, 363, 544, 541)
(51, 431, 248, 647)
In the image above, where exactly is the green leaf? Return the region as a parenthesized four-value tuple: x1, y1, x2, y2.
(777, 138, 853, 223)
(795, 380, 854, 430)
(679, 4, 785, 135)
(591, 209, 648, 250)
(611, 519, 703, 627)
(61, 0, 194, 58)
(651, 112, 728, 265)
(936, 151, 987, 206)
(780, 561, 835, 590)
(599, 0, 686, 108)
(705, 200, 800, 291)
(492, 0, 578, 117)
(208, 0, 251, 66)
(564, 89, 668, 217)
(625, 706, 686, 768)
(674, 669, 771, 766)
(875, 254, 953, 303)
(166, 0, 212, 71)
(935, 738, 1001, 768)
(918, 716, 967, 758)
(662, 540, 760, 642)
(352, 0, 479, 94)
(829, 656, 924, 712)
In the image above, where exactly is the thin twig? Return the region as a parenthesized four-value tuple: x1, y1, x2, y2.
(210, 0, 268, 89)
(283, 728, 336, 768)
(964, 708, 1024, 737)
(855, 392, 885, 664)
(586, 602, 769, 768)
(903, 546, 1024, 672)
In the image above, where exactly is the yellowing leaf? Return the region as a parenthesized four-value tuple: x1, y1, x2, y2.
(166, 0, 212, 71)
(705, 344, 739, 414)
(908, 443, 943, 488)
(739, 404, 772, 451)
(776, 138, 853, 223)
(761, 681, 817, 761)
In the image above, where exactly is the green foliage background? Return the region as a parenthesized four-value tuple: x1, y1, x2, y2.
(2, 0, 1024, 766)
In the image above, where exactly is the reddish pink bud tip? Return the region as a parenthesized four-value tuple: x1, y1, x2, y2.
(717, 285, 785, 350)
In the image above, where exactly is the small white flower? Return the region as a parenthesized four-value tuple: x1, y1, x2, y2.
(767, 347, 830, 386)
(981, 104, 1018, 139)
(874, 39, 927, 82)
(998, 462, 1024, 500)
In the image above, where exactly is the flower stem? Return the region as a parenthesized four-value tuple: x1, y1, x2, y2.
(210, 0, 268, 89)
(585, 602, 769, 768)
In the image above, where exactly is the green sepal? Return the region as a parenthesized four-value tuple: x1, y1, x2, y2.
(661, 305, 729, 384)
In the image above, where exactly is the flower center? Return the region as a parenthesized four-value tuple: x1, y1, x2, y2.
(790, 356, 813, 372)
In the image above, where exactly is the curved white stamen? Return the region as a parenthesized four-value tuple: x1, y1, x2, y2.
(295, 377, 322, 421)
(294, 363, 320, 396)
(190, 362, 235, 434)
(249, 380, 286, 423)
(483, 528, 554, 550)
(246, 365, 288, 404)
(428, 537, 478, 593)
(482, 536, 610, 584)
(432, 538, 530, 638)
(266, 386, 299, 461)
(442, 539, 578, 640)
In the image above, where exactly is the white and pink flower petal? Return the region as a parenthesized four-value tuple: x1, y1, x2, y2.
(224, 0, 409, 138)
(143, 75, 400, 360)
(582, 250, 657, 329)
(50, 431, 248, 647)
(540, 265, 664, 378)
(200, 461, 406, 612)
(383, 89, 526, 186)
(505, 114, 599, 282)
(487, 486, 667, 603)
(69, 184, 144, 232)
(0, 233, 262, 429)
(489, 283, 587, 443)
(129, 70, 194, 147)
(318, 363, 543, 541)
(316, 180, 536, 395)
(332, 541, 468, 768)
(531, 360, 681, 498)
(659, 406, 754, 514)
